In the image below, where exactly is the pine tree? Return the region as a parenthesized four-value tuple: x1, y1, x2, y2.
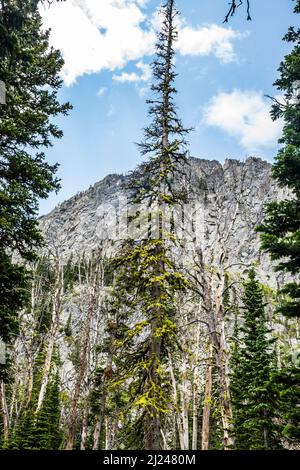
(272, 365, 300, 444)
(9, 344, 62, 450)
(257, 1, 300, 319)
(230, 269, 281, 449)
(256, 2, 300, 444)
(34, 372, 62, 449)
(0, 0, 71, 369)
(109, 0, 190, 450)
(9, 407, 36, 450)
(0, 250, 29, 381)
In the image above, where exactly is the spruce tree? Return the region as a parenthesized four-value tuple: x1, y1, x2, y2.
(230, 269, 281, 449)
(9, 347, 62, 450)
(34, 372, 62, 449)
(272, 365, 300, 444)
(256, 2, 300, 444)
(0, 250, 29, 381)
(110, 0, 190, 450)
(0, 0, 71, 372)
(257, 1, 300, 319)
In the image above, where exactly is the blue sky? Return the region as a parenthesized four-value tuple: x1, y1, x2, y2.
(38, 0, 297, 215)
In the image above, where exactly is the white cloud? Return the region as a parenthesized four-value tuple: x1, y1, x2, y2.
(203, 89, 283, 150)
(40, 1, 245, 86)
(177, 24, 246, 63)
(97, 86, 107, 97)
(40, 0, 155, 86)
(113, 61, 151, 83)
(151, 9, 243, 63)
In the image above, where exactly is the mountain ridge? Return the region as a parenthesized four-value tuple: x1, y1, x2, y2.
(38, 155, 288, 289)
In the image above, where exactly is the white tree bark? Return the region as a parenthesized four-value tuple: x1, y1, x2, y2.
(0, 380, 9, 443)
(65, 258, 101, 450)
(201, 343, 213, 450)
(36, 256, 64, 412)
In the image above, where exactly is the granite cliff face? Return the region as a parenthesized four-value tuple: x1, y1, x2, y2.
(32, 156, 294, 434)
(39, 156, 288, 288)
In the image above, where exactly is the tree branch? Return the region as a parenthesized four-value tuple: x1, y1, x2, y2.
(224, 0, 251, 23)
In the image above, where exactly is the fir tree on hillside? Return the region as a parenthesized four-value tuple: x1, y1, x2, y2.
(0, 0, 71, 379)
(257, 1, 300, 319)
(109, 0, 191, 450)
(256, 1, 300, 444)
(230, 269, 281, 450)
(34, 372, 62, 450)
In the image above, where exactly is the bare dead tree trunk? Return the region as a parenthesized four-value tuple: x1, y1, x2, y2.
(168, 353, 184, 449)
(0, 380, 9, 444)
(207, 197, 243, 449)
(180, 365, 190, 450)
(161, 429, 169, 450)
(201, 343, 213, 450)
(80, 403, 90, 450)
(192, 249, 234, 449)
(92, 346, 112, 450)
(26, 278, 36, 404)
(36, 256, 64, 412)
(191, 381, 198, 450)
(105, 415, 118, 450)
(65, 260, 100, 450)
(104, 416, 110, 450)
(191, 321, 201, 450)
(92, 398, 104, 450)
(213, 274, 234, 449)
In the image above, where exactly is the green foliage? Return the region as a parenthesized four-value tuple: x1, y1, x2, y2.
(230, 269, 281, 449)
(64, 313, 72, 338)
(0, 250, 29, 381)
(255, 2, 300, 448)
(9, 372, 62, 450)
(8, 407, 36, 450)
(0, 0, 71, 260)
(0, 251, 28, 344)
(257, 1, 300, 318)
(271, 363, 300, 443)
(0, 0, 71, 382)
(7, 343, 62, 450)
(33, 256, 57, 335)
(34, 373, 62, 449)
(207, 362, 226, 450)
(109, 0, 191, 449)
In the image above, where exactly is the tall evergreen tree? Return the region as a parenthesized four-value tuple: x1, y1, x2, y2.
(230, 269, 281, 449)
(0, 0, 71, 376)
(34, 372, 62, 449)
(256, 2, 300, 443)
(257, 1, 300, 319)
(0, 250, 28, 381)
(110, 0, 190, 450)
(272, 364, 300, 444)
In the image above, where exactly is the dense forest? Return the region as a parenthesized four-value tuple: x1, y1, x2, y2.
(0, 0, 299, 451)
